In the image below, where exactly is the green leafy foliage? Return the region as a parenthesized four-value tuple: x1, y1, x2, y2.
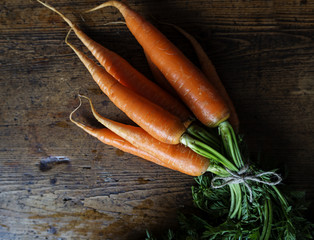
(147, 175, 314, 239)
(147, 121, 314, 239)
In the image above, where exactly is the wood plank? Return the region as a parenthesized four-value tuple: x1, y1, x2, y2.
(1, 0, 313, 239)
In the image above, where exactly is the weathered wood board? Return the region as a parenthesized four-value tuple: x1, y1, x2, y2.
(1, 0, 313, 239)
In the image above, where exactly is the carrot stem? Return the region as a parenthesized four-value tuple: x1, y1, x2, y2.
(219, 121, 243, 169)
(180, 134, 238, 172)
(186, 123, 221, 151)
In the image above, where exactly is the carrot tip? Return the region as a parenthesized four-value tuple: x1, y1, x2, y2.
(70, 94, 91, 123)
(103, 21, 126, 27)
(37, 0, 74, 28)
(69, 95, 83, 124)
(84, 2, 113, 13)
(77, 94, 90, 102)
(65, 28, 73, 45)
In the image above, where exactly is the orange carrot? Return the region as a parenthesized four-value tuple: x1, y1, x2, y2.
(86, 1, 230, 127)
(77, 95, 210, 176)
(69, 98, 169, 168)
(144, 51, 178, 97)
(65, 32, 186, 144)
(37, 0, 192, 122)
(167, 23, 240, 131)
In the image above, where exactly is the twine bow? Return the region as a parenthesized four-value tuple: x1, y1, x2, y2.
(211, 165, 282, 202)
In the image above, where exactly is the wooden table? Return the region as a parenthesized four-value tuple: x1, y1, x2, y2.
(1, 0, 313, 239)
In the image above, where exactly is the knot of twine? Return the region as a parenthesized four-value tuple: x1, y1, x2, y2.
(211, 165, 282, 202)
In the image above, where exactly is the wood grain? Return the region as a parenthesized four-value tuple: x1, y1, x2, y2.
(1, 0, 313, 239)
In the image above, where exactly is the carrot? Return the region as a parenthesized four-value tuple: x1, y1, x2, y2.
(69, 97, 169, 168)
(144, 51, 178, 97)
(37, 0, 192, 123)
(86, 1, 230, 127)
(77, 95, 210, 176)
(64, 31, 186, 144)
(166, 23, 240, 131)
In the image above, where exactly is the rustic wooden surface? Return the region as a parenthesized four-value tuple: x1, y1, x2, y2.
(1, 0, 314, 239)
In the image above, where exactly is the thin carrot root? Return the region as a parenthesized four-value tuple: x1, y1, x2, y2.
(69, 96, 170, 168)
(65, 28, 72, 45)
(103, 21, 126, 26)
(76, 95, 210, 176)
(37, 0, 75, 28)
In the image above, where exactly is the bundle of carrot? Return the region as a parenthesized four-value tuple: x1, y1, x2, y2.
(38, 1, 313, 239)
